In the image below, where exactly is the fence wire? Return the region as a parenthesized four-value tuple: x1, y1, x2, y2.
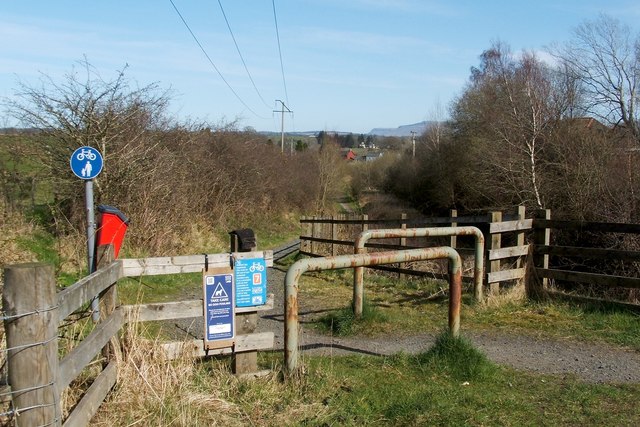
(1, 305, 60, 427)
(0, 336, 57, 354)
(0, 306, 58, 322)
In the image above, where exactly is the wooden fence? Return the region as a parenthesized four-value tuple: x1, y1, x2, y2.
(529, 209, 640, 304)
(300, 207, 531, 294)
(300, 207, 640, 305)
(1, 246, 274, 426)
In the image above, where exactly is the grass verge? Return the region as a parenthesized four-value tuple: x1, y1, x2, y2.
(92, 329, 640, 426)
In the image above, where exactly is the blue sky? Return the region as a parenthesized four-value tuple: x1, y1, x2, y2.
(1, 1, 639, 134)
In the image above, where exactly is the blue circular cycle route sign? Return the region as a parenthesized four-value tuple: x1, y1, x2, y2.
(70, 146, 103, 180)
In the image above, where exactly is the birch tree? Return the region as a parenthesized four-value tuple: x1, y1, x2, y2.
(452, 42, 557, 209)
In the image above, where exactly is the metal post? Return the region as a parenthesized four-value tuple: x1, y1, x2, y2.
(411, 130, 416, 158)
(86, 180, 99, 322)
(285, 247, 462, 374)
(280, 102, 285, 153)
(353, 226, 485, 317)
(274, 100, 292, 154)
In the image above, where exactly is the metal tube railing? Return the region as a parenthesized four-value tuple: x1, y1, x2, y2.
(284, 247, 462, 373)
(353, 226, 485, 316)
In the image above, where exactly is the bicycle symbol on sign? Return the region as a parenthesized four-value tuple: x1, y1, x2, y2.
(76, 148, 97, 161)
(249, 262, 265, 272)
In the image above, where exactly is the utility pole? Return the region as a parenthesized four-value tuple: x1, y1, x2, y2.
(274, 100, 292, 154)
(410, 130, 417, 158)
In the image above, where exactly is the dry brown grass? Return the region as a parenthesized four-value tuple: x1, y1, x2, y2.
(483, 280, 527, 308)
(91, 321, 246, 426)
(90, 317, 332, 426)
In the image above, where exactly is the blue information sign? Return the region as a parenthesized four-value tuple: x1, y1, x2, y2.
(234, 257, 267, 307)
(204, 272, 235, 344)
(70, 146, 103, 180)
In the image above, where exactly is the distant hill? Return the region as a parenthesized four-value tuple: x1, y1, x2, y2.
(369, 121, 434, 137)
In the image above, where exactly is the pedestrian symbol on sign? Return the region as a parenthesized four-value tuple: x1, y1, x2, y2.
(81, 161, 93, 177)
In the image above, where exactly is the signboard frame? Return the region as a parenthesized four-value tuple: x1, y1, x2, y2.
(233, 256, 267, 308)
(203, 266, 235, 350)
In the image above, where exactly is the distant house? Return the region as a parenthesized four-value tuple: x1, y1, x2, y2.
(364, 152, 384, 162)
(345, 149, 357, 161)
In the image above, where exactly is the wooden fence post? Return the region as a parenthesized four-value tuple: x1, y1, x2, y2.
(399, 213, 407, 279)
(96, 244, 119, 364)
(516, 205, 526, 270)
(450, 209, 458, 249)
(3, 263, 60, 426)
(529, 209, 551, 298)
(332, 214, 338, 256)
(230, 233, 258, 375)
(487, 211, 502, 295)
(301, 216, 309, 253)
(310, 216, 317, 256)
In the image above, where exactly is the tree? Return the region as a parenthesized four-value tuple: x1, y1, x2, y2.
(316, 130, 326, 144)
(315, 140, 345, 214)
(552, 14, 640, 141)
(4, 59, 173, 237)
(451, 42, 558, 209)
(343, 133, 356, 148)
(294, 139, 308, 151)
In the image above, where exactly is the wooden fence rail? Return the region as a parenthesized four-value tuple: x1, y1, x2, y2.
(300, 207, 530, 294)
(300, 208, 640, 305)
(529, 212, 640, 300)
(1, 246, 274, 426)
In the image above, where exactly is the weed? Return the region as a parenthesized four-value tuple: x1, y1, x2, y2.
(417, 331, 498, 381)
(317, 299, 388, 336)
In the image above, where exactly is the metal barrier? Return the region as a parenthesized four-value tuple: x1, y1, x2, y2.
(284, 247, 462, 373)
(353, 227, 484, 316)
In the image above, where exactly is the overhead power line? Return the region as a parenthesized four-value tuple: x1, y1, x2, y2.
(168, 0, 267, 119)
(272, 0, 290, 106)
(217, 0, 272, 110)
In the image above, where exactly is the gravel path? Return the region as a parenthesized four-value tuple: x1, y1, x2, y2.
(175, 267, 640, 384)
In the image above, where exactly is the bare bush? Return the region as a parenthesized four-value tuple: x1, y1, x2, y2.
(3, 61, 321, 256)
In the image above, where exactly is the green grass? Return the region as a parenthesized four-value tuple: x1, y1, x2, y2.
(417, 332, 498, 381)
(15, 229, 79, 286)
(95, 334, 640, 426)
(117, 272, 202, 305)
(296, 352, 640, 426)
(317, 298, 388, 336)
(471, 299, 640, 350)
(301, 271, 640, 351)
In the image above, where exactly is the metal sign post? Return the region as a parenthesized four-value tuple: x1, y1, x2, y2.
(70, 146, 104, 322)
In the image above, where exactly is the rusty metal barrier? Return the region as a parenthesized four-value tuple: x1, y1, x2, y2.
(353, 226, 485, 316)
(284, 247, 462, 373)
